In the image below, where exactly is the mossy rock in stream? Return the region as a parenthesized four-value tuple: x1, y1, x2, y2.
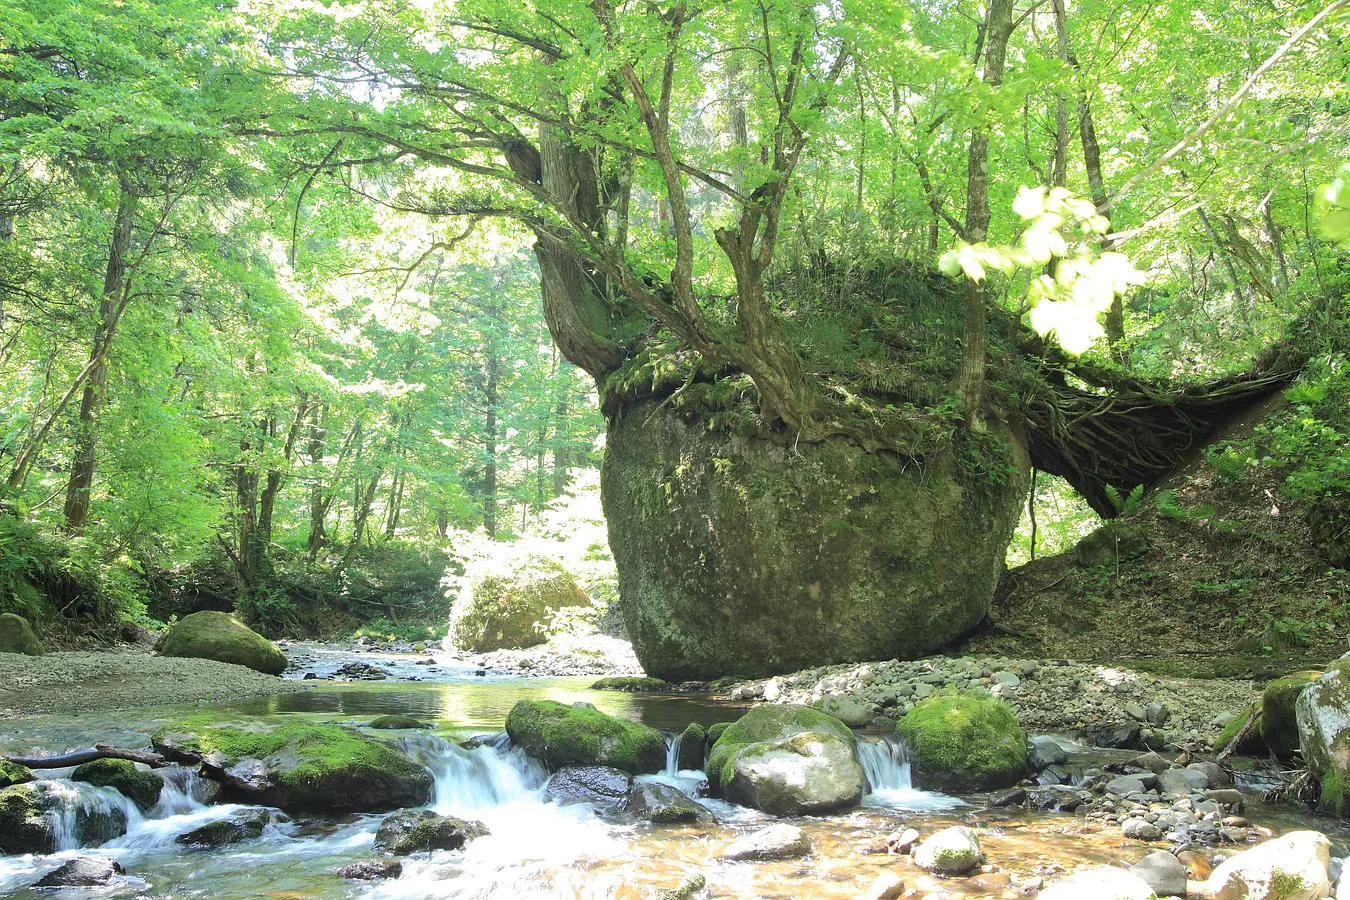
(504, 700, 666, 774)
(896, 694, 1028, 792)
(1259, 671, 1322, 761)
(0, 760, 34, 789)
(1295, 659, 1350, 817)
(706, 704, 855, 790)
(601, 400, 1029, 681)
(366, 715, 433, 730)
(72, 758, 163, 812)
(152, 717, 433, 814)
(0, 781, 127, 854)
(447, 554, 591, 652)
(158, 611, 287, 675)
(374, 809, 489, 855)
(589, 676, 670, 692)
(677, 723, 707, 771)
(0, 613, 44, 656)
(1214, 702, 1266, 755)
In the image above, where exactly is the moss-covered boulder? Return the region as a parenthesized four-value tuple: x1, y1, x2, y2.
(676, 723, 706, 771)
(590, 676, 670, 692)
(366, 715, 433, 730)
(0, 613, 44, 656)
(1295, 659, 1350, 817)
(896, 694, 1028, 792)
(0, 760, 34, 789)
(152, 717, 433, 814)
(0, 783, 56, 854)
(707, 705, 855, 790)
(707, 722, 733, 744)
(177, 809, 272, 847)
(447, 554, 591, 652)
(72, 758, 163, 812)
(373, 809, 488, 855)
(1214, 702, 1266, 755)
(505, 700, 666, 774)
(158, 611, 287, 675)
(1260, 671, 1322, 761)
(723, 731, 865, 815)
(601, 401, 1029, 680)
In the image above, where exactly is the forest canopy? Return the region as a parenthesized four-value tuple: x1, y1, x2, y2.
(0, 0, 1346, 644)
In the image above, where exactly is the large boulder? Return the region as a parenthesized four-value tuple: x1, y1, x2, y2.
(448, 554, 591, 652)
(505, 700, 666, 774)
(1296, 660, 1350, 817)
(0, 612, 44, 656)
(706, 704, 855, 790)
(72, 758, 162, 812)
(1206, 830, 1331, 900)
(373, 809, 488, 855)
(896, 694, 1028, 792)
(601, 400, 1029, 680)
(158, 611, 287, 675)
(152, 717, 433, 814)
(1261, 671, 1322, 760)
(723, 731, 864, 815)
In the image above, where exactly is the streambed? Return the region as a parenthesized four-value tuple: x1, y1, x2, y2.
(1, 672, 1347, 899)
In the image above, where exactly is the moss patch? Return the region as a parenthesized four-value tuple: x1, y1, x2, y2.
(707, 705, 854, 789)
(0, 783, 54, 854)
(1214, 702, 1266, 755)
(504, 700, 666, 774)
(896, 694, 1027, 792)
(0, 760, 34, 788)
(72, 758, 162, 811)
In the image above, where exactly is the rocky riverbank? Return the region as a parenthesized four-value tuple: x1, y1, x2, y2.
(0, 650, 307, 719)
(717, 655, 1260, 748)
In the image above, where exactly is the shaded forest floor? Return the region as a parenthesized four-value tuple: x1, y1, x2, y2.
(962, 396, 1349, 679)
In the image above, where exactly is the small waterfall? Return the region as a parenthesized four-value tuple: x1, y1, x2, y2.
(39, 779, 144, 851)
(396, 734, 547, 816)
(857, 735, 965, 812)
(663, 732, 683, 777)
(151, 766, 214, 817)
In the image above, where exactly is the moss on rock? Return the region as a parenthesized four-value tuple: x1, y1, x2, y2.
(72, 758, 162, 812)
(1260, 671, 1322, 760)
(1214, 702, 1266, 755)
(366, 715, 433, 730)
(158, 611, 287, 675)
(0, 760, 34, 789)
(589, 676, 671, 692)
(677, 723, 706, 771)
(152, 716, 432, 813)
(0, 783, 54, 854)
(896, 694, 1028, 792)
(1294, 659, 1350, 818)
(504, 700, 666, 774)
(448, 554, 591, 652)
(0, 613, 44, 656)
(373, 809, 488, 855)
(707, 704, 855, 790)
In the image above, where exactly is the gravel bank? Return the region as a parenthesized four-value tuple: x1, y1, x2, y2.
(0, 650, 307, 719)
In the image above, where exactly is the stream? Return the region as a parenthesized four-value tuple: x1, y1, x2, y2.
(3, 649, 1349, 898)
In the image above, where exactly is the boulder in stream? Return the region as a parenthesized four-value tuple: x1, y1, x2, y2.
(1296, 660, 1350, 817)
(373, 809, 488, 855)
(720, 823, 812, 861)
(722, 731, 864, 816)
(32, 857, 124, 887)
(366, 715, 433, 730)
(624, 781, 711, 824)
(913, 826, 983, 876)
(0, 612, 44, 656)
(1038, 866, 1159, 900)
(0, 780, 127, 854)
(505, 700, 666, 774)
(158, 611, 287, 675)
(545, 766, 633, 807)
(896, 694, 1028, 792)
(706, 704, 855, 790)
(339, 859, 403, 880)
(72, 758, 163, 812)
(152, 718, 433, 814)
(1206, 830, 1331, 900)
(177, 809, 273, 847)
(676, 723, 706, 771)
(1260, 670, 1322, 760)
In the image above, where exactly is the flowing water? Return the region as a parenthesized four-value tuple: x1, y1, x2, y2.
(3, 674, 1348, 899)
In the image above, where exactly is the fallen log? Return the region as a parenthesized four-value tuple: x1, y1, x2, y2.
(4, 743, 170, 769)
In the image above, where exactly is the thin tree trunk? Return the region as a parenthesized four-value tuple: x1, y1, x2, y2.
(256, 396, 309, 575)
(306, 405, 328, 562)
(483, 342, 499, 539)
(1198, 206, 1250, 323)
(958, 0, 1016, 428)
(1263, 196, 1289, 293)
(552, 393, 569, 497)
(63, 180, 137, 530)
(345, 466, 383, 564)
